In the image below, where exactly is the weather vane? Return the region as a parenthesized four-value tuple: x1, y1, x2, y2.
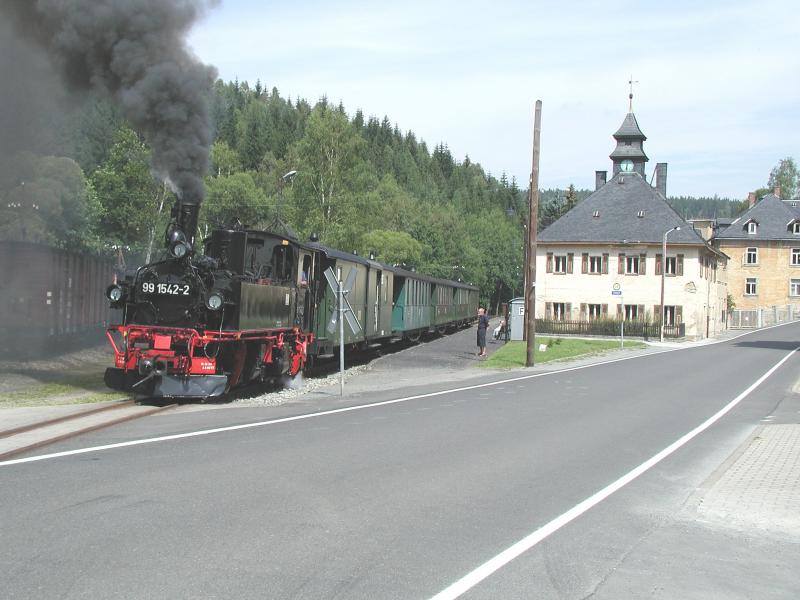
(628, 75, 639, 112)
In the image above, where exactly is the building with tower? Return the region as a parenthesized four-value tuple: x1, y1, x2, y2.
(535, 108, 728, 340)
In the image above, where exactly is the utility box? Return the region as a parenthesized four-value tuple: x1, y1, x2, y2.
(509, 297, 525, 341)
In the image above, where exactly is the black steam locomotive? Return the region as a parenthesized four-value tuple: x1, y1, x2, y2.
(105, 198, 479, 399)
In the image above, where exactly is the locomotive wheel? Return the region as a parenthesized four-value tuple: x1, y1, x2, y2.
(406, 331, 421, 343)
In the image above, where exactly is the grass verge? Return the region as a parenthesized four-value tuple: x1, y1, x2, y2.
(0, 374, 129, 408)
(482, 337, 645, 369)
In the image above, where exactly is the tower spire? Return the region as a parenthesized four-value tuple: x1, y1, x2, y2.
(628, 75, 638, 112)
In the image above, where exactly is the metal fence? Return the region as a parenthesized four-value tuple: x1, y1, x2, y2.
(729, 305, 800, 329)
(535, 319, 685, 339)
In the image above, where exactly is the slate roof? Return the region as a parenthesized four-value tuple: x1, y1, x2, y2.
(715, 194, 800, 241)
(613, 113, 646, 139)
(539, 171, 707, 246)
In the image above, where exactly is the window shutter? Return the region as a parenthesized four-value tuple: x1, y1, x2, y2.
(567, 253, 574, 274)
(677, 254, 684, 276)
(602, 303, 608, 316)
(617, 303, 623, 317)
(676, 306, 683, 323)
(580, 303, 587, 318)
(618, 253, 625, 274)
(639, 254, 646, 275)
(655, 254, 662, 275)
(582, 253, 588, 274)
(565, 302, 572, 318)
(638, 304, 645, 320)
(546, 253, 553, 273)
(545, 302, 552, 319)
(654, 305, 661, 322)
(602, 253, 609, 274)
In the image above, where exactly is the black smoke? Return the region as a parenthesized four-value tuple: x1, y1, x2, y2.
(1, 0, 218, 203)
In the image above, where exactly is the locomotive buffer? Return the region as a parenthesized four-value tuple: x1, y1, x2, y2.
(324, 267, 362, 396)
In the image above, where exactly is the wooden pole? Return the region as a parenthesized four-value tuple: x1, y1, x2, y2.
(526, 100, 542, 367)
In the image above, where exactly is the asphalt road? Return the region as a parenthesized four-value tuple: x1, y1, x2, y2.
(1, 324, 799, 599)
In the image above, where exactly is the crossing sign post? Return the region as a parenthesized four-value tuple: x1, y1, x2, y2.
(324, 267, 362, 396)
(612, 283, 623, 348)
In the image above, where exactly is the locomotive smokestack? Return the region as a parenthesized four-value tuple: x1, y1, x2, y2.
(0, 0, 217, 204)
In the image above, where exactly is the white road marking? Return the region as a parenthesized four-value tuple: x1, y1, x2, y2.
(0, 323, 794, 469)
(428, 345, 799, 600)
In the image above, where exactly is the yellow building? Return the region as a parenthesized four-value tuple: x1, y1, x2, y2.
(714, 193, 800, 310)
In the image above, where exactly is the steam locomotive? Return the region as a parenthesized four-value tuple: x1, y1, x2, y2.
(104, 198, 479, 399)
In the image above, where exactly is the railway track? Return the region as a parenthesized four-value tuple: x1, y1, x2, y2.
(0, 399, 177, 461)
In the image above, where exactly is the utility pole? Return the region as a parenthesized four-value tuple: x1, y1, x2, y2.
(526, 100, 542, 367)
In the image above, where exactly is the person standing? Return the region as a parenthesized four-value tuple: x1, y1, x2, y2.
(476, 307, 489, 356)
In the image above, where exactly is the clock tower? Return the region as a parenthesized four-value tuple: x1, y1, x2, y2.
(609, 111, 649, 177)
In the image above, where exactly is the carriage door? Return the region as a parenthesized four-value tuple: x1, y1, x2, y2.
(297, 251, 314, 330)
(366, 267, 379, 337)
(374, 270, 382, 335)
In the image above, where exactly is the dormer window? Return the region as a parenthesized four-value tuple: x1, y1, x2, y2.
(747, 221, 758, 234)
(637, 210, 645, 218)
(793, 222, 800, 234)
(592, 210, 600, 218)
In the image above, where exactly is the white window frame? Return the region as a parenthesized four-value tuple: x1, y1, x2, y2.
(792, 248, 800, 266)
(553, 255, 568, 274)
(747, 221, 758, 234)
(793, 222, 800, 234)
(625, 255, 639, 275)
(588, 255, 602, 274)
(665, 256, 677, 275)
(745, 247, 758, 265)
(745, 277, 757, 296)
(663, 305, 676, 326)
(791, 279, 800, 297)
(553, 302, 567, 321)
(624, 304, 639, 321)
(588, 304, 602, 320)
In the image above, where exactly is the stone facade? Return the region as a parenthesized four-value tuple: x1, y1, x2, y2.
(718, 239, 800, 309)
(713, 194, 800, 311)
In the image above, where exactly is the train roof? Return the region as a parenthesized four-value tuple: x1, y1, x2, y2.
(304, 240, 478, 291)
(238, 228, 478, 291)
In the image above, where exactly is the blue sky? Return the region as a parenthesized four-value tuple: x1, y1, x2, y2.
(189, 0, 799, 198)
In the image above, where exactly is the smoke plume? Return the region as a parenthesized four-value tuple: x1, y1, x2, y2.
(1, 0, 218, 203)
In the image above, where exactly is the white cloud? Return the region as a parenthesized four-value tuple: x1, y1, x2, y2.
(190, 0, 800, 198)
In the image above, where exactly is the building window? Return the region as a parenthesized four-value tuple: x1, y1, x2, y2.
(665, 256, 677, 275)
(625, 255, 639, 275)
(792, 248, 800, 266)
(553, 302, 568, 321)
(747, 221, 758, 234)
(554, 255, 568, 274)
(662, 305, 676, 325)
(624, 304, 640, 321)
(745, 247, 758, 265)
(793, 222, 800, 234)
(745, 277, 757, 295)
(589, 256, 603, 274)
(588, 304, 603, 320)
(792, 279, 800, 297)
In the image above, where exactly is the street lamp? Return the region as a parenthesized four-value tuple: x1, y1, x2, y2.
(274, 169, 298, 236)
(660, 226, 681, 342)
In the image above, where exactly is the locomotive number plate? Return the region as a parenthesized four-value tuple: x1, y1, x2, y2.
(141, 282, 190, 295)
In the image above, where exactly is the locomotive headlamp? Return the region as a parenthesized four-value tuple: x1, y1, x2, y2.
(206, 292, 224, 311)
(168, 229, 192, 259)
(106, 283, 127, 303)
